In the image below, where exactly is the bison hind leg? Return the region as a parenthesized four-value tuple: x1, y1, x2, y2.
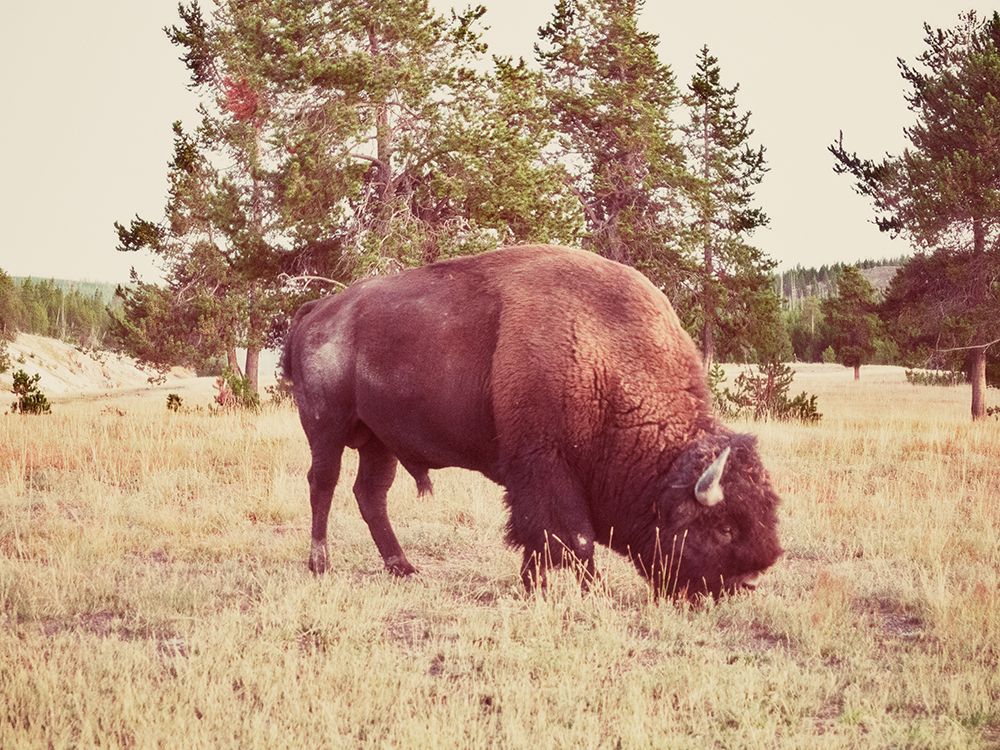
(354, 438, 418, 577)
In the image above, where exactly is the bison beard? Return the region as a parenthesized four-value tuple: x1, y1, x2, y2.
(282, 245, 782, 599)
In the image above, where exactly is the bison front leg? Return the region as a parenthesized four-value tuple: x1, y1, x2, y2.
(354, 438, 417, 577)
(505, 457, 598, 594)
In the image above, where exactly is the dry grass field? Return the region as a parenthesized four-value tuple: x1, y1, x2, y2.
(1, 364, 997, 748)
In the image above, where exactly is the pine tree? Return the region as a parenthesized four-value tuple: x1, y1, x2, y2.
(117, 2, 578, 387)
(831, 11, 1000, 418)
(536, 0, 688, 290)
(821, 266, 882, 380)
(681, 46, 773, 368)
(243, 0, 577, 270)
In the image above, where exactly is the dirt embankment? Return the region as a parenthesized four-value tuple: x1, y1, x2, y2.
(1, 333, 195, 399)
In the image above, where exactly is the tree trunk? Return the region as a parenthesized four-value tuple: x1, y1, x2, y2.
(700, 104, 716, 371)
(368, 26, 394, 208)
(227, 347, 242, 377)
(244, 347, 260, 396)
(854, 364, 860, 381)
(971, 347, 986, 420)
(970, 215, 988, 420)
(702, 320, 715, 371)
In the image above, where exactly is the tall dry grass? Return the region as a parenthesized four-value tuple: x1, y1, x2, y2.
(0, 365, 997, 748)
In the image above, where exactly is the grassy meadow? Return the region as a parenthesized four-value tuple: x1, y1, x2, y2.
(1, 364, 998, 748)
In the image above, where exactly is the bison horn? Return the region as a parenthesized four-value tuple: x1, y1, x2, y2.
(695, 446, 731, 507)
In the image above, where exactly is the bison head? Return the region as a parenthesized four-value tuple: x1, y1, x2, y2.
(647, 432, 782, 599)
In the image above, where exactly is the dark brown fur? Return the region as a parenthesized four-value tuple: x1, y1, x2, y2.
(283, 245, 782, 597)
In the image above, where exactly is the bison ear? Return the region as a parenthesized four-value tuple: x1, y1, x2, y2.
(695, 446, 730, 507)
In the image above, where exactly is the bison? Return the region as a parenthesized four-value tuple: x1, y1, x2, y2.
(281, 245, 782, 598)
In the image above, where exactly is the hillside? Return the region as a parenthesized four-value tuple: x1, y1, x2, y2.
(1, 333, 194, 398)
(11, 277, 120, 305)
(858, 265, 901, 293)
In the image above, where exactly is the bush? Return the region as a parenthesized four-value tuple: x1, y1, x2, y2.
(214, 369, 259, 411)
(166, 393, 183, 412)
(706, 363, 733, 418)
(709, 361, 821, 423)
(821, 345, 837, 364)
(10, 370, 51, 415)
(904, 369, 965, 386)
(265, 377, 294, 408)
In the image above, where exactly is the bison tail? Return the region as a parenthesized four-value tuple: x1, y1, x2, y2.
(279, 299, 321, 382)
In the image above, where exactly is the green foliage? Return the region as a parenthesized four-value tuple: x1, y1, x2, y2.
(872, 336, 900, 365)
(784, 297, 830, 362)
(831, 11, 1000, 414)
(0, 271, 114, 347)
(904, 369, 965, 387)
(821, 345, 837, 364)
(881, 250, 1000, 369)
(775, 257, 909, 303)
(708, 361, 821, 423)
(682, 45, 773, 366)
(706, 362, 732, 417)
(110, 269, 244, 375)
(265, 377, 294, 408)
(9, 370, 51, 415)
(537, 0, 687, 288)
(715, 287, 791, 364)
(166, 393, 184, 412)
(214, 368, 259, 412)
(120, 1, 581, 391)
(822, 266, 883, 374)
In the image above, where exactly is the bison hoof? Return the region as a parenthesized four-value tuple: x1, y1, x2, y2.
(308, 541, 328, 575)
(385, 556, 417, 577)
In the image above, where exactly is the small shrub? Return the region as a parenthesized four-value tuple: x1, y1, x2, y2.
(904, 369, 965, 386)
(214, 369, 259, 412)
(821, 345, 837, 364)
(706, 363, 737, 419)
(709, 361, 821, 423)
(986, 405, 1000, 420)
(166, 393, 183, 412)
(265, 377, 294, 408)
(10, 370, 51, 415)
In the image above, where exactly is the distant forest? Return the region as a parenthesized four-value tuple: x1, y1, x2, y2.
(0, 271, 117, 347)
(773, 256, 909, 305)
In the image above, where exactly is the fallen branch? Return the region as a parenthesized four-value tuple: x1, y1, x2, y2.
(278, 273, 348, 291)
(935, 337, 1000, 353)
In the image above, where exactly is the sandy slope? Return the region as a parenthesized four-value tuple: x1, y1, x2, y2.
(0, 333, 196, 397)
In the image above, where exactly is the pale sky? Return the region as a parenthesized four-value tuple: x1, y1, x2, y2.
(0, 1, 989, 283)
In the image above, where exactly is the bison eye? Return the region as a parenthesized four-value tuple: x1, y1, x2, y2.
(718, 525, 734, 542)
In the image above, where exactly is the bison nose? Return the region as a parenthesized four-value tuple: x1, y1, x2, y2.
(739, 572, 761, 591)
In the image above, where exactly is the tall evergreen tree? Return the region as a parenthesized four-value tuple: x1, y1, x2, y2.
(245, 0, 578, 270)
(831, 11, 1000, 418)
(536, 0, 688, 290)
(681, 46, 773, 368)
(821, 266, 882, 380)
(116, 1, 577, 389)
